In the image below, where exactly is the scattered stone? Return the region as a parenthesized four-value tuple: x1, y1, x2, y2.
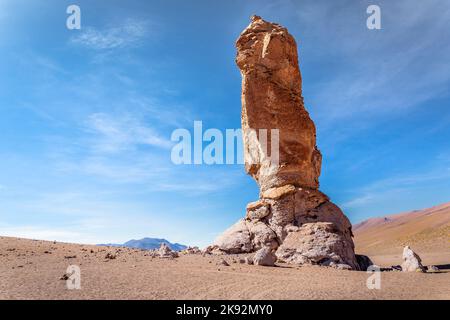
(253, 247, 276, 267)
(427, 265, 439, 273)
(158, 243, 179, 258)
(217, 259, 230, 266)
(401, 246, 425, 272)
(105, 253, 116, 260)
(201, 247, 211, 256)
(201, 245, 220, 256)
(181, 246, 201, 255)
(60, 274, 69, 280)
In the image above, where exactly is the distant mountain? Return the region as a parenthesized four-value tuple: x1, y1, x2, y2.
(353, 201, 450, 256)
(99, 238, 188, 251)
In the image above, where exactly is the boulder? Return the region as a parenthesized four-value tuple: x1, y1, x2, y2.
(217, 259, 230, 266)
(356, 254, 374, 271)
(335, 263, 352, 270)
(181, 246, 201, 255)
(401, 246, 425, 272)
(213, 219, 252, 253)
(427, 265, 439, 273)
(391, 265, 402, 272)
(158, 243, 178, 258)
(253, 246, 277, 266)
(105, 252, 116, 260)
(201, 245, 214, 256)
(275, 222, 359, 269)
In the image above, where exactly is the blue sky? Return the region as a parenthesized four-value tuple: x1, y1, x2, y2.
(0, 0, 449, 247)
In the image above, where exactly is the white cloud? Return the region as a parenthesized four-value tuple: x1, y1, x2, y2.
(364, 168, 450, 192)
(153, 168, 244, 194)
(85, 112, 172, 153)
(341, 194, 374, 209)
(342, 165, 450, 210)
(290, 0, 450, 126)
(55, 155, 169, 184)
(71, 19, 149, 50)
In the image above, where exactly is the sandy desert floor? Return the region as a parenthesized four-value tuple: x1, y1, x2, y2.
(0, 236, 449, 300)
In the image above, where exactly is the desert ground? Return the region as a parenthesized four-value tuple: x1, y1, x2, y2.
(0, 234, 449, 300)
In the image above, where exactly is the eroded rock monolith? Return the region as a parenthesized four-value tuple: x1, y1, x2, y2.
(214, 16, 359, 270)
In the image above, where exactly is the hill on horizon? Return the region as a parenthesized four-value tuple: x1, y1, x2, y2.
(99, 237, 188, 251)
(353, 201, 450, 261)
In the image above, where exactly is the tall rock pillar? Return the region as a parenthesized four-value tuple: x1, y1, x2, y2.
(214, 16, 359, 270)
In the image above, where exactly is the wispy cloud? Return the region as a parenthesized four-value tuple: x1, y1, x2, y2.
(85, 112, 172, 153)
(342, 165, 450, 211)
(153, 167, 244, 195)
(71, 19, 149, 50)
(55, 157, 162, 183)
(341, 194, 374, 209)
(290, 0, 450, 126)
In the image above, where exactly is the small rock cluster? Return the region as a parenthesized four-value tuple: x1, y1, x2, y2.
(180, 246, 201, 255)
(154, 243, 179, 258)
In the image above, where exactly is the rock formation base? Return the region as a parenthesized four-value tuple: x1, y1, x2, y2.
(214, 186, 359, 269)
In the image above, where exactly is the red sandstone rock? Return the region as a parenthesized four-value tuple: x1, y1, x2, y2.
(237, 15, 322, 193)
